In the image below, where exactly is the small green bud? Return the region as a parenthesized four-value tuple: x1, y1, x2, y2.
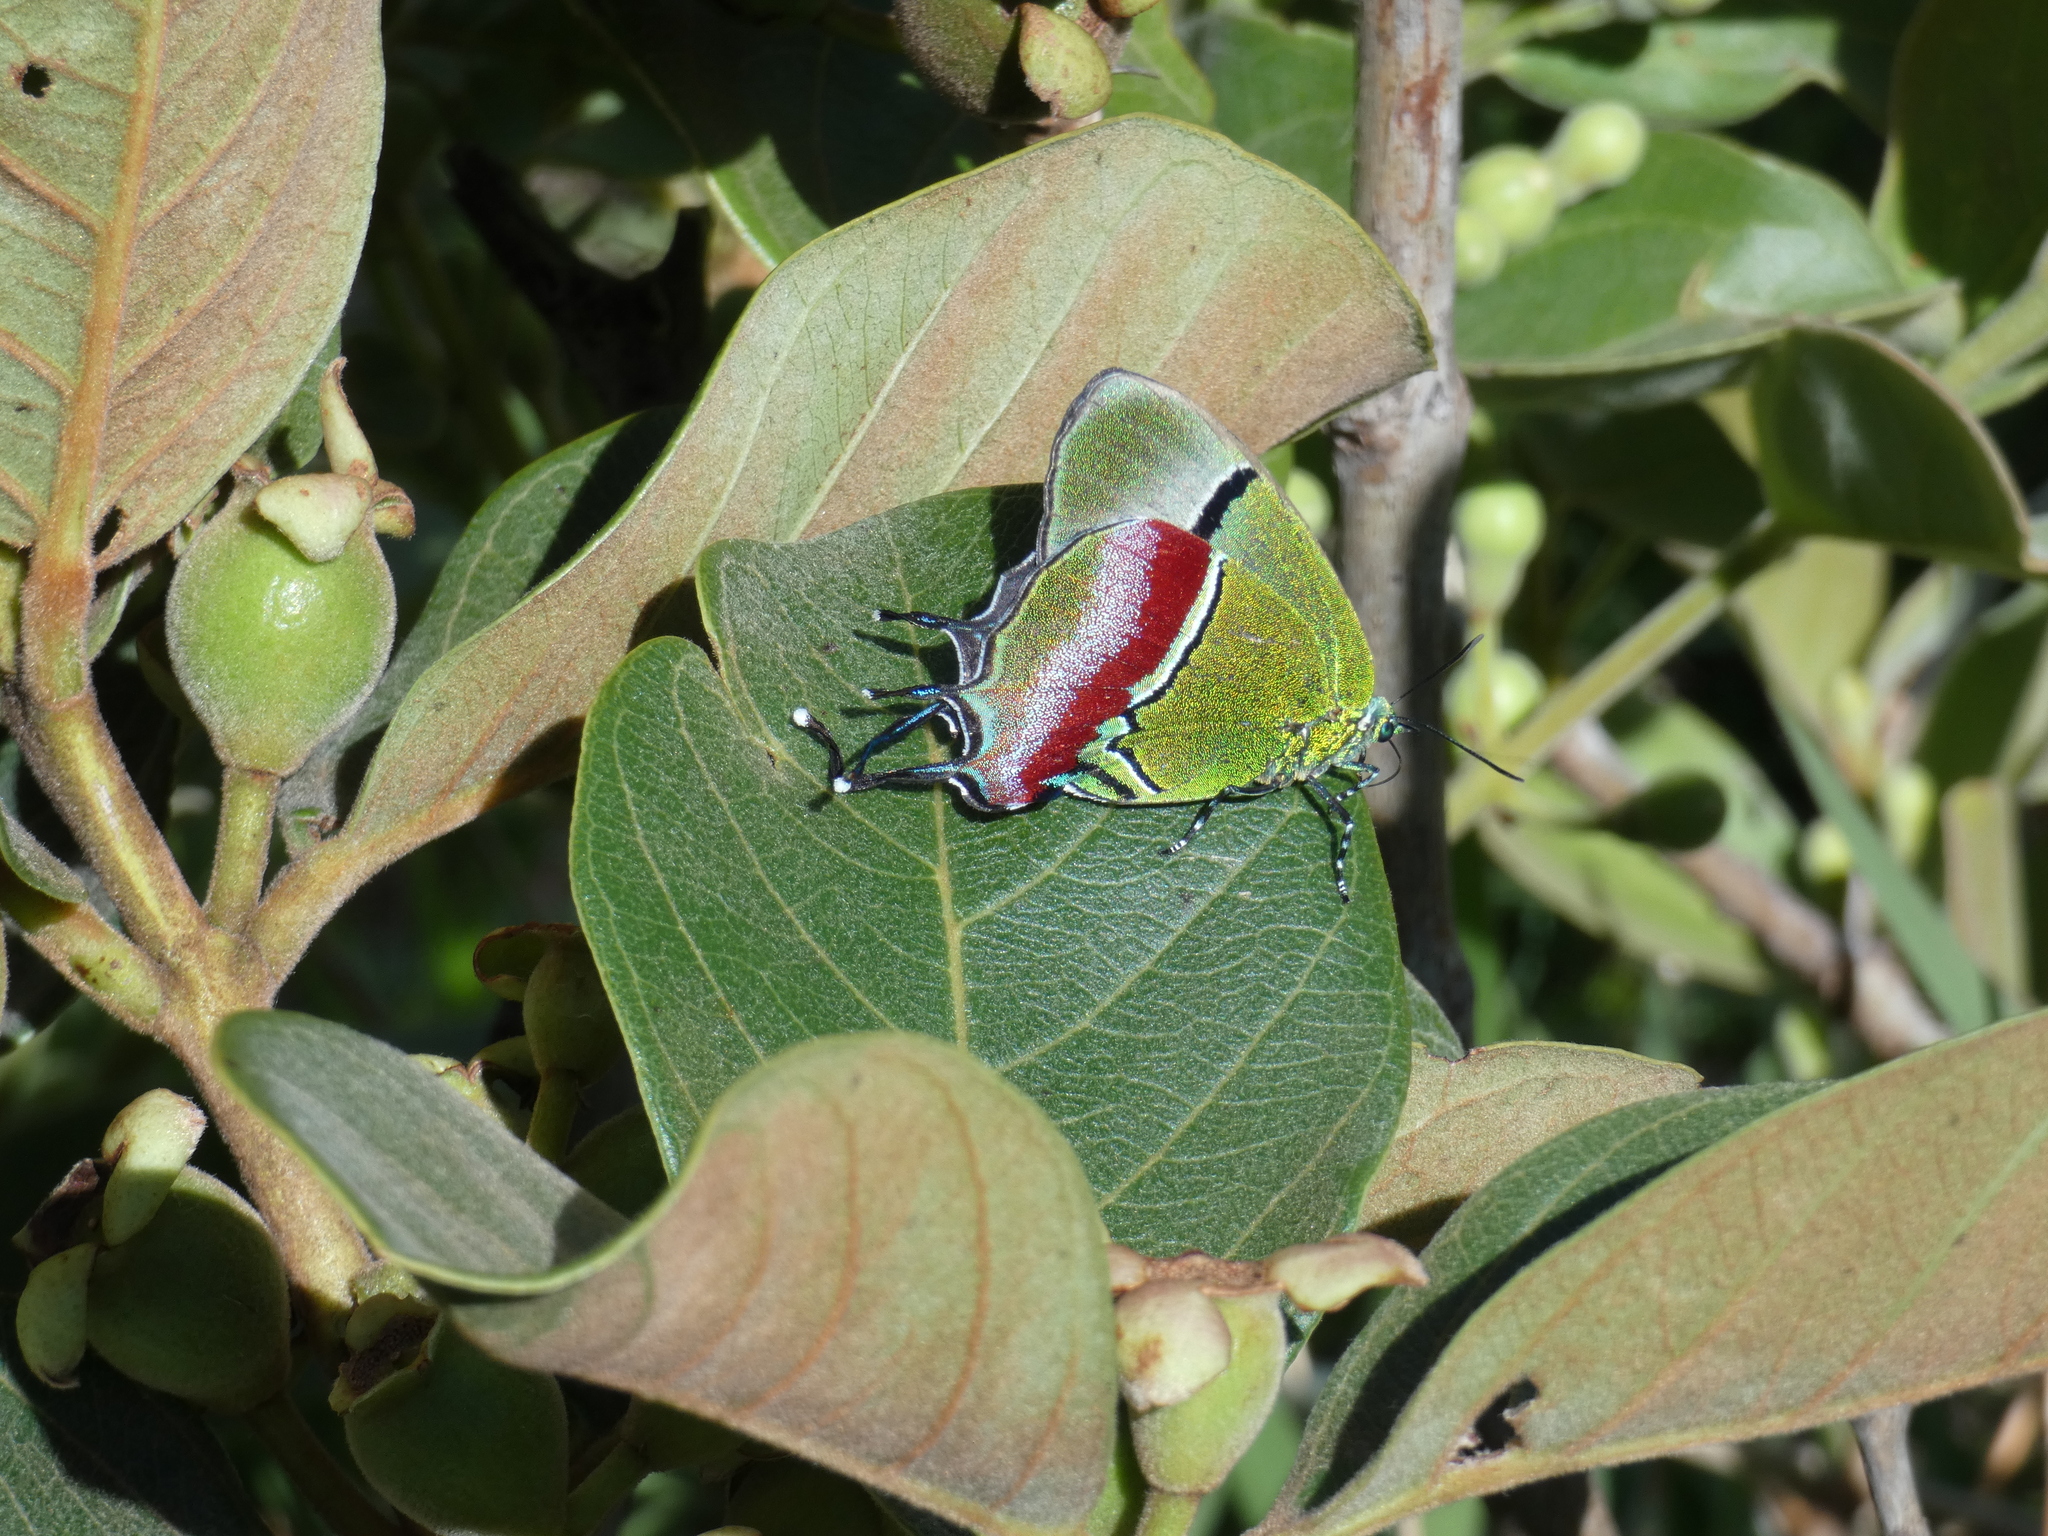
(1878, 761, 1937, 866)
(1799, 818, 1853, 885)
(17, 1243, 96, 1388)
(1546, 102, 1648, 204)
(524, 928, 621, 1083)
(1115, 1279, 1233, 1412)
(98, 1089, 206, 1247)
(1018, 3, 1113, 119)
(1459, 147, 1557, 251)
(1128, 1291, 1285, 1495)
(1772, 1006, 1833, 1082)
(1263, 1233, 1426, 1313)
(341, 1315, 568, 1536)
(165, 503, 396, 774)
(1455, 481, 1546, 615)
(1593, 772, 1729, 852)
(1446, 649, 1546, 740)
(1455, 206, 1507, 287)
(85, 1167, 291, 1413)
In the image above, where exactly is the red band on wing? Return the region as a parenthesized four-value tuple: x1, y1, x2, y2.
(976, 519, 1214, 807)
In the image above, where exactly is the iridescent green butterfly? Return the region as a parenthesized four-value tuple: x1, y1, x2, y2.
(793, 369, 1513, 900)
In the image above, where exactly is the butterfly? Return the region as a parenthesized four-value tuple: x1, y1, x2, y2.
(792, 369, 1512, 901)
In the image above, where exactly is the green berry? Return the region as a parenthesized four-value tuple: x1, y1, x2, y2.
(1547, 102, 1648, 203)
(84, 1167, 291, 1413)
(1460, 146, 1558, 250)
(1455, 481, 1547, 615)
(1455, 207, 1508, 287)
(1018, 3, 1113, 119)
(165, 503, 395, 774)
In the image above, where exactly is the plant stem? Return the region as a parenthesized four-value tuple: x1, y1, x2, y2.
(0, 867, 163, 1032)
(565, 1441, 651, 1536)
(1855, 1406, 1932, 1536)
(1446, 518, 1797, 837)
(208, 766, 280, 932)
(243, 1390, 403, 1536)
(527, 1070, 582, 1164)
(1337, 0, 1472, 1031)
(1136, 1490, 1204, 1536)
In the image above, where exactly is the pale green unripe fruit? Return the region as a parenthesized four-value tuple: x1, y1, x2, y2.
(1460, 147, 1557, 251)
(1455, 481, 1547, 615)
(1546, 102, 1648, 202)
(342, 1316, 568, 1536)
(1446, 649, 1546, 739)
(166, 505, 395, 774)
(1455, 207, 1507, 287)
(84, 1167, 291, 1413)
(1799, 818, 1853, 885)
(1018, 3, 1112, 119)
(1879, 761, 1938, 866)
(1129, 1291, 1285, 1495)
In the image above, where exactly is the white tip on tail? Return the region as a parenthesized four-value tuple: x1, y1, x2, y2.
(859, 688, 878, 701)
(791, 707, 813, 727)
(831, 776, 854, 795)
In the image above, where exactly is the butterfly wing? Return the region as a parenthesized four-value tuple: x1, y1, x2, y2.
(1042, 370, 1374, 708)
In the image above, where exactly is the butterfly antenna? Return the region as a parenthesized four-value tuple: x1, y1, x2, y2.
(1394, 715, 1523, 782)
(1399, 633, 1486, 702)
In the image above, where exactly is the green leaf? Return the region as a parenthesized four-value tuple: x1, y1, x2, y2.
(1887, 0, 2048, 313)
(1277, 1014, 2048, 1533)
(1108, 8, 1215, 124)
(571, 490, 1413, 1260)
(1728, 536, 1888, 731)
(1610, 699, 1798, 873)
(1778, 707, 1991, 1032)
(1354, 1042, 1700, 1246)
(310, 115, 1429, 967)
(0, 742, 86, 906)
(215, 1012, 1116, 1536)
(1941, 778, 2029, 1006)
(587, 0, 999, 264)
(1459, 133, 1905, 410)
(1493, 0, 1915, 131)
(1750, 324, 2039, 573)
(1278, 1082, 1814, 1530)
(1916, 585, 2048, 792)
(1, 1303, 269, 1536)
(1476, 807, 1770, 992)
(1405, 970, 1465, 1063)
(1, 0, 382, 563)
(1188, 10, 1354, 207)
(1511, 402, 1761, 548)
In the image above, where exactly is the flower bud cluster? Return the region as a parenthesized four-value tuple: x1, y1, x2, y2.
(11, 1091, 291, 1413)
(1457, 101, 1649, 287)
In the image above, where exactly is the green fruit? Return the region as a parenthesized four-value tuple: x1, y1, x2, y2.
(1446, 649, 1547, 739)
(1128, 1291, 1285, 1496)
(1018, 2, 1112, 119)
(84, 1167, 291, 1413)
(1799, 818, 1853, 885)
(342, 1316, 568, 1536)
(1547, 102, 1648, 202)
(1455, 207, 1507, 287)
(1459, 146, 1558, 250)
(523, 930, 621, 1083)
(166, 504, 395, 774)
(1879, 761, 1937, 865)
(1455, 481, 1546, 614)
(895, 0, 1038, 118)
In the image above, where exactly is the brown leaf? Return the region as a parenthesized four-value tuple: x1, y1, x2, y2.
(1, 0, 381, 561)
(1356, 1042, 1699, 1244)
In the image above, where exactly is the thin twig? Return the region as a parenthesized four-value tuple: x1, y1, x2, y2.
(1855, 1406, 1932, 1536)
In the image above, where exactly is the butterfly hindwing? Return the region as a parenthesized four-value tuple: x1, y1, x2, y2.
(1042, 370, 1374, 707)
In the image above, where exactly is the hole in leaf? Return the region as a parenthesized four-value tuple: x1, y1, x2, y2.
(1450, 1377, 1539, 1464)
(18, 63, 51, 98)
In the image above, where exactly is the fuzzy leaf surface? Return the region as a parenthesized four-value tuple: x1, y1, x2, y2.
(295, 116, 1429, 935)
(1274, 1013, 2048, 1534)
(215, 1012, 1114, 1536)
(1, 1306, 268, 1536)
(1355, 1042, 1700, 1245)
(571, 490, 1413, 1261)
(0, 0, 381, 561)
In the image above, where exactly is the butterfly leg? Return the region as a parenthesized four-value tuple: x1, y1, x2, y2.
(1162, 799, 1219, 859)
(791, 703, 953, 792)
(1301, 776, 1354, 904)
